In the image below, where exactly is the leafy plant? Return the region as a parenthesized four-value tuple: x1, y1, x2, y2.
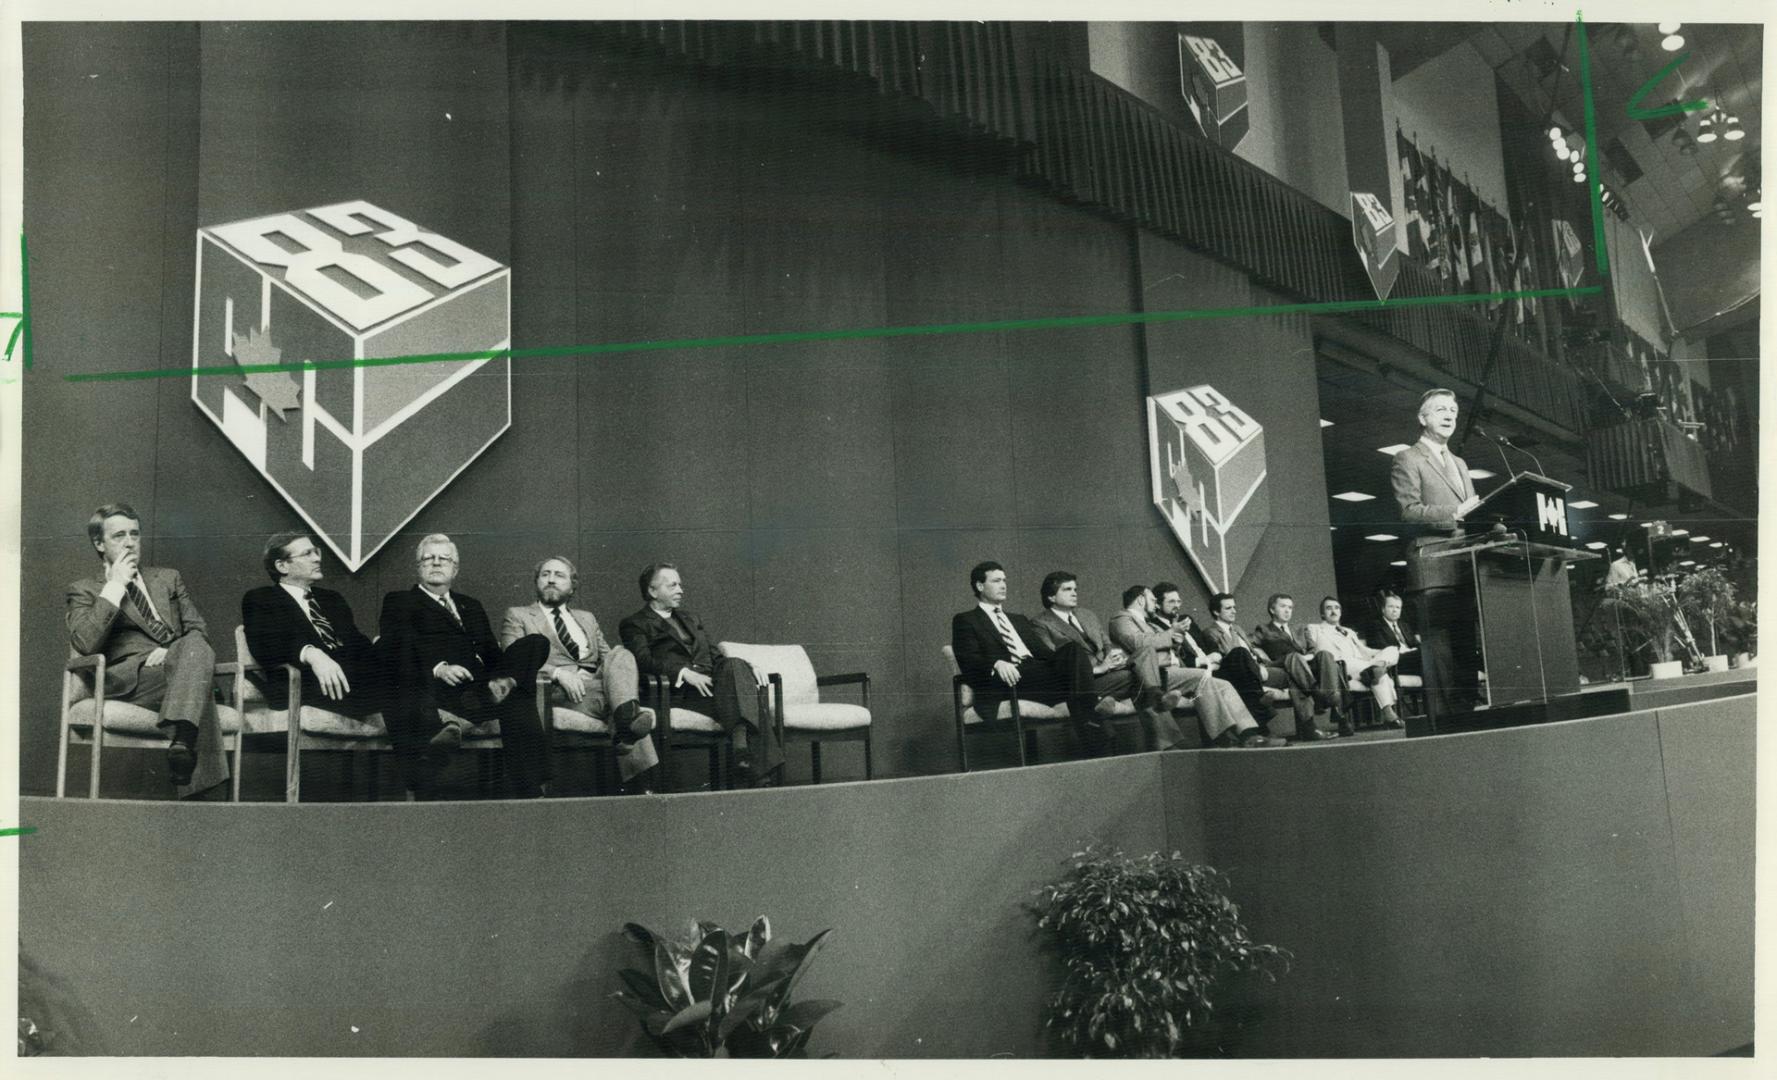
(1031, 846, 1290, 1058)
(611, 917, 840, 1058)
(1676, 567, 1737, 657)
(1721, 598, 1758, 658)
(1599, 578, 1699, 665)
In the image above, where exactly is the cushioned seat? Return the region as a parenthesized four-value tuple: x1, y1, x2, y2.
(66, 696, 243, 736)
(59, 651, 248, 801)
(945, 645, 1152, 769)
(548, 707, 611, 735)
(718, 642, 873, 784)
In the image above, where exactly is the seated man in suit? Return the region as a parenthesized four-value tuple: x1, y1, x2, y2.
(379, 533, 553, 799)
(1308, 596, 1401, 728)
(1251, 593, 1351, 738)
(242, 531, 386, 718)
(1108, 585, 1274, 749)
(1364, 589, 1423, 682)
(1030, 572, 1162, 751)
(65, 502, 229, 797)
(950, 561, 1110, 758)
(618, 563, 781, 785)
(1202, 592, 1330, 742)
(502, 556, 659, 792)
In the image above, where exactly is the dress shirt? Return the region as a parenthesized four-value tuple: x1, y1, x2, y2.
(544, 602, 590, 655)
(978, 601, 1033, 659)
(97, 571, 166, 624)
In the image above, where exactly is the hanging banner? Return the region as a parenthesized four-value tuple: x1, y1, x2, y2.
(1178, 28, 1248, 150)
(1551, 218, 1585, 295)
(1350, 191, 1400, 301)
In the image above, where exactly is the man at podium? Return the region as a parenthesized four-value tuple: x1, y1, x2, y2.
(1389, 388, 1480, 724)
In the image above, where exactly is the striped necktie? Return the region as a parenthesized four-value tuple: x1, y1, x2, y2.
(550, 606, 582, 660)
(434, 592, 463, 628)
(124, 579, 174, 644)
(991, 607, 1030, 660)
(305, 593, 342, 651)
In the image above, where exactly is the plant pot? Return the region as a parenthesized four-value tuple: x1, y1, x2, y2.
(1703, 655, 1730, 673)
(1649, 660, 1685, 680)
(1731, 653, 1755, 669)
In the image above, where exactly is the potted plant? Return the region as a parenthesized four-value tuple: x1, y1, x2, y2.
(1723, 599, 1758, 668)
(611, 917, 840, 1057)
(1599, 579, 1698, 679)
(1677, 567, 1737, 671)
(1031, 846, 1290, 1058)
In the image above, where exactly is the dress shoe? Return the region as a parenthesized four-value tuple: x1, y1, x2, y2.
(611, 701, 655, 745)
(427, 722, 465, 761)
(165, 743, 196, 785)
(1094, 695, 1122, 717)
(1158, 689, 1187, 713)
(1239, 733, 1282, 748)
(1292, 727, 1328, 743)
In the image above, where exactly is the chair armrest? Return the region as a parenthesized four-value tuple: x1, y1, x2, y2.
(765, 673, 785, 743)
(814, 672, 869, 688)
(66, 654, 103, 674)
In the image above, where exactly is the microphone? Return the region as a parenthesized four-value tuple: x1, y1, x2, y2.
(1473, 425, 1515, 478)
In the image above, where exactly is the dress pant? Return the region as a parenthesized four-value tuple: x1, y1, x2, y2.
(1159, 665, 1259, 742)
(1411, 587, 1466, 727)
(387, 634, 552, 797)
(120, 632, 229, 798)
(1345, 661, 1398, 711)
(1262, 650, 1342, 735)
(665, 655, 783, 774)
(555, 646, 659, 782)
(1209, 646, 1277, 726)
(969, 640, 1108, 757)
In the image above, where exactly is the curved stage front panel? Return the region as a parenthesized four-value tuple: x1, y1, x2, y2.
(17, 694, 1754, 1058)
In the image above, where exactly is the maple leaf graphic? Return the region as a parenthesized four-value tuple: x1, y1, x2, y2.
(233, 325, 301, 421)
(1168, 450, 1203, 519)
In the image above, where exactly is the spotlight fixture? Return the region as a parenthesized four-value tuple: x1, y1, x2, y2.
(1573, 171, 1588, 184)
(1725, 115, 1744, 141)
(1557, 146, 1571, 162)
(1548, 126, 1563, 141)
(1660, 23, 1684, 51)
(1698, 112, 1717, 143)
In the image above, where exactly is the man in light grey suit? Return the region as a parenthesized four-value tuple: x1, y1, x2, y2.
(1390, 387, 1481, 723)
(65, 502, 229, 797)
(500, 556, 659, 791)
(1107, 585, 1275, 749)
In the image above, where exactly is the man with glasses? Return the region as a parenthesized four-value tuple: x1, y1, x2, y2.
(242, 532, 387, 717)
(378, 534, 553, 799)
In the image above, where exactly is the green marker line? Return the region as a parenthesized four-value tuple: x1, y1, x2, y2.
(19, 231, 32, 369)
(1624, 52, 1711, 122)
(0, 827, 37, 837)
(1577, 15, 1609, 277)
(0, 310, 21, 317)
(64, 285, 1600, 384)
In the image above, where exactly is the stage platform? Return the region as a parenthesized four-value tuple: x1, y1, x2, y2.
(1408, 667, 1757, 737)
(17, 691, 1755, 1059)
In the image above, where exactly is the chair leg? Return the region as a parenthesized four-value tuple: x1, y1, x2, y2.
(709, 747, 722, 791)
(1023, 728, 1039, 766)
(810, 741, 822, 785)
(366, 750, 380, 802)
(230, 735, 244, 803)
(863, 728, 873, 780)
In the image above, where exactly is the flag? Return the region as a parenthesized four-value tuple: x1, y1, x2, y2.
(1397, 129, 1426, 261)
(1466, 195, 1489, 294)
(1422, 152, 1444, 277)
(1445, 167, 1470, 289)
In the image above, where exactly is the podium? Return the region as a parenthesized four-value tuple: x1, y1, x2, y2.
(1413, 472, 1599, 733)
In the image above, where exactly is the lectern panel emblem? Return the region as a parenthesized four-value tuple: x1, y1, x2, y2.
(192, 200, 511, 571)
(1148, 386, 1269, 594)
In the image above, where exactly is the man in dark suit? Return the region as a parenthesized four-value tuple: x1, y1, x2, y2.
(378, 533, 552, 799)
(1389, 387, 1480, 722)
(1202, 593, 1328, 741)
(65, 502, 229, 797)
(241, 532, 386, 717)
(1251, 592, 1351, 738)
(618, 562, 781, 784)
(1364, 589, 1423, 679)
(502, 555, 658, 791)
(950, 561, 1109, 758)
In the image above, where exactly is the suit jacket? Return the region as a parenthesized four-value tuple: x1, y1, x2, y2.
(1204, 619, 1262, 660)
(503, 602, 613, 678)
(66, 566, 207, 697)
(1364, 617, 1420, 653)
(242, 584, 378, 709)
(1307, 622, 1395, 671)
(378, 585, 502, 686)
(950, 606, 1057, 690)
(619, 605, 720, 684)
(1390, 440, 1477, 534)
(1032, 607, 1113, 661)
(1251, 621, 1320, 665)
(1105, 609, 1182, 665)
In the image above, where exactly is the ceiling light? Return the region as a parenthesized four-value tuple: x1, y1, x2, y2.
(1548, 126, 1563, 141)
(1319, 418, 1334, 428)
(1569, 500, 1598, 509)
(1365, 533, 1399, 542)
(1377, 443, 1411, 455)
(1557, 146, 1571, 162)
(1332, 491, 1376, 502)
(1678, 559, 1696, 567)
(1390, 560, 1408, 567)
(1749, 199, 1763, 212)
(1725, 116, 1744, 141)
(1710, 542, 1724, 548)
(1688, 535, 1710, 542)
(1573, 172, 1588, 183)
(1657, 22, 1682, 35)
(1609, 513, 1628, 520)
(1585, 541, 1608, 550)
(1661, 33, 1684, 52)
(1467, 468, 1495, 480)
(1670, 528, 1690, 537)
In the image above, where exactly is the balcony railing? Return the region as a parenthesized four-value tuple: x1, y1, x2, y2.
(1586, 417, 1714, 502)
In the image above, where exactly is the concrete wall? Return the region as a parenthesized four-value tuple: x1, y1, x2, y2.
(18, 696, 1754, 1057)
(1239, 22, 1349, 214)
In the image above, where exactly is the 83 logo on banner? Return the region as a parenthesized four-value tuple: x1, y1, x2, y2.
(191, 200, 511, 571)
(1148, 385, 1270, 593)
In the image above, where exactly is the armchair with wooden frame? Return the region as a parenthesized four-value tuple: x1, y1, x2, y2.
(718, 642, 872, 784)
(56, 652, 246, 801)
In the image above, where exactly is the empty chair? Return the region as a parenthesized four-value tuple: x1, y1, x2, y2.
(718, 642, 872, 783)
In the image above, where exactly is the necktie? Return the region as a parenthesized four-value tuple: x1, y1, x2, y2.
(992, 608, 1029, 660)
(1441, 448, 1466, 494)
(435, 592, 463, 628)
(125, 579, 174, 644)
(305, 593, 342, 651)
(1066, 612, 1083, 636)
(551, 606, 582, 660)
